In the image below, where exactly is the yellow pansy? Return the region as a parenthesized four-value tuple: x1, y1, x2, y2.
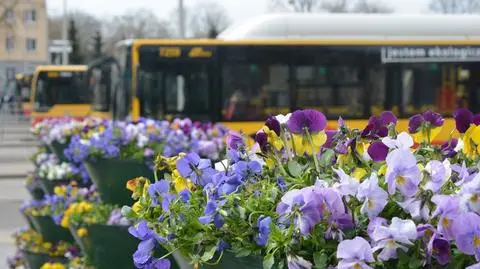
(378, 164, 387, 176)
(412, 126, 442, 144)
(77, 228, 88, 238)
(352, 168, 367, 180)
(292, 132, 327, 155)
(463, 124, 480, 158)
(132, 201, 143, 214)
(263, 126, 283, 151)
(54, 186, 66, 196)
(172, 169, 193, 192)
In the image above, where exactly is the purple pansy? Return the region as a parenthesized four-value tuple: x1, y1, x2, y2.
(176, 152, 215, 186)
(361, 111, 397, 139)
(408, 110, 444, 134)
(385, 149, 421, 197)
(367, 141, 389, 162)
(276, 187, 325, 236)
(431, 195, 460, 240)
(371, 217, 417, 261)
(287, 109, 327, 134)
(226, 131, 244, 150)
(452, 212, 480, 260)
(337, 237, 375, 269)
(265, 116, 281, 136)
(198, 199, 225, 228)
(255, 215, 272, 247)
(357, 173, 388, 218)
(454, 108, 474, 133)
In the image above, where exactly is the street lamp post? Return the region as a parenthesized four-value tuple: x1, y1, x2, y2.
(62, 0, 69, 65)
(179, 0, 185, 38)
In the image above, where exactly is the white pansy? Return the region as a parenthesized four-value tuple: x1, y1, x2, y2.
(275, 113, 291, 125)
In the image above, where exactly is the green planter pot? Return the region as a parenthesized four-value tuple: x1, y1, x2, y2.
(30, 215, 74, 244)
(21, 212, 36, 231)
(84, 224, 177, 269)
(48, 141, 69, 163)
(38, 179, 71, 195)
(84, 159, 154, 206)
(172, 251, 266, 269)
(27, 181, 45, 200)
(20, 249, 67, 269)
(69, 226, 94, 263)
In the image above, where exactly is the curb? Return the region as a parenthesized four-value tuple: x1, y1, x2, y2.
(0, 174, 26, 180)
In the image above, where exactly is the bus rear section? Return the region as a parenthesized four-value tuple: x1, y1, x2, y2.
(30, 65, 91, 122)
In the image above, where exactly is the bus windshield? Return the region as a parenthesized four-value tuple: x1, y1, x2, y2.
(34, 71, 89, 111)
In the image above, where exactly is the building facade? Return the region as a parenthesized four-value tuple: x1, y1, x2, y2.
(0, 0, 48, 92)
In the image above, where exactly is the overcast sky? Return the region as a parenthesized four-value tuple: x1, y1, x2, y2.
(46, 0, 431, 24)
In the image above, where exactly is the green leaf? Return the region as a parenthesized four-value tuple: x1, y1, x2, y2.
(313, 252, 328, 269)
(263, 254, 274, 269)
(201, 245, 217, 262)
(235, 249, 251, 258)
(319, 149, 335, 168)
(408, 258, 422, 269)
(288, 160, 303, 177)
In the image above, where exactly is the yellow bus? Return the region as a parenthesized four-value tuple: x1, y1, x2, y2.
(90, 14, 480, 142)
(30, 65, 95, 122)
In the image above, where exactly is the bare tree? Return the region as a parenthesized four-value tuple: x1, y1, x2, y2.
(353, 0, 393, 13)
(270, 0, 323, 12)
(102, 8, 172, 54)
(49, 10, 102, 61)
(429, 0, 480, 13)
(269, 0, 391, 13)
(188, 2, 231, 38)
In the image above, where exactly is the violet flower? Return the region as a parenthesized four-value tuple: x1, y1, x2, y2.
(367, 141, 389, 162)
(427, 234, 451, 265)
(287, 255, 313, 269)
(424, 160, 452, 193)
(255, 215, 272, 247)
(276, 187, 324, 236)
(452, 212, 480, 260)
(333, 167, 360, 197)
(361, 111, 397, 139)
(385, 149, 421, 197)
(265, 116, 281, 136)
(226, 131, 244, 150)
(176, 152, 216, 186)
(431, 195, 460, 240)
(287, 109, 327, 134)
(336, 237, 375, 269)
(454, 108, 474, 133)
(371, 217, 417, 261)
(198, 199, 225, 228)
(357, 173, 388, 218)
(381, 132, 414, 150)
(440, 139, 458, 158)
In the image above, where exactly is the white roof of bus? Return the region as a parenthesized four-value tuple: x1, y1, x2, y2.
(217, 13, 480, 40)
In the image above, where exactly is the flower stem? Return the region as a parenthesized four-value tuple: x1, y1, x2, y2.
(305, 129, 321, 175)
(273, 151, 288, 177)
(281, 130, 293, 161)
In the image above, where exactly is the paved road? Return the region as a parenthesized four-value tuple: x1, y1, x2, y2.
(0, 116, 33, 266)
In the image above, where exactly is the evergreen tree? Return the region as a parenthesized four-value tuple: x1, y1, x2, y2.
(68, 19, 83, 64)
(93, 30, 103, 58)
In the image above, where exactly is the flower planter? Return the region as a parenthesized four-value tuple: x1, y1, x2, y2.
(84, 159, 154, 206)
(84, 224, 144, 269)
(29, 215, 74, 243)
(19, 249, 67, 269)
(69, 225, 94, 263)
(21, 212, 36, 231)
(48, 141, 69, 163)
(27, 181, 45, 200)
(38, 179, 71, 195)
(171, 251, 265, 269)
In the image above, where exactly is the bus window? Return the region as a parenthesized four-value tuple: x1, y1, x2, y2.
(222, 46, 291, 121)
(294, 46, 365, 118)
(34, 71, 88, 111)
(137, 70, 163, 118)
(396, 63, 461, 116)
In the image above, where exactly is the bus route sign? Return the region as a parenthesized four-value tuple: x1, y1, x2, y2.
(381, 46, 480, 63)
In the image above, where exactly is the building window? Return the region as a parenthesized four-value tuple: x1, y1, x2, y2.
(4, 9, 15, 24)
(6, 67, 16, 80)
(24, 10, 36, 23)
(26, 38, 36, 51)
(5, 36, 14, 50)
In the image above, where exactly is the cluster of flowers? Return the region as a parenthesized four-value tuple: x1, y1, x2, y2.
(21, 183, 99, 225)
(11, 228, 78, 258)
(31, 117, 106, 145)
(124, 108, 480, 269)
(64, 118, 228, 167)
